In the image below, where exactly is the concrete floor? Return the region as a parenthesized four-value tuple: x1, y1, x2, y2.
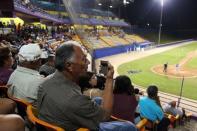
(169, 119, 197, 131)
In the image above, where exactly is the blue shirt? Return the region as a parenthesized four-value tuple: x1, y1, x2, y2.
(99, 121, 137, 131)
(139, 96, 163, 121)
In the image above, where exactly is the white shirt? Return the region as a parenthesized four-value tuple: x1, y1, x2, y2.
(24, 0, 30, 4)
(163, 103, 183, 117)
(8, 66, 44, 105)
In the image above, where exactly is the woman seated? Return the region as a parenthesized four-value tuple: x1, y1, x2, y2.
(139, 85, 170, 131)
(112, 75, 138, 123)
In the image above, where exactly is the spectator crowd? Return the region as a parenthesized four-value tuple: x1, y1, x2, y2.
(0, 21, 186, 131)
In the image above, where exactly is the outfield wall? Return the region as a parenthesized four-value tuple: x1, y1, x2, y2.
(156, 39, 194, 48)
(93, 42, 152, 59)
(93, 39, 194, 59)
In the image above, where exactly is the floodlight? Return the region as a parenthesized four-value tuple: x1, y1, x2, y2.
(123, 0, 127, 5)
(98, 3, 102, 6)
(109, 5, 113, 8)
(161, 0, 164, 7)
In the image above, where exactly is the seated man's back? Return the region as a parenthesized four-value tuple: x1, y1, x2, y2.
(38, 71, 104, 130)
(8, 66, 44, 104)
(163, 101, 183, 117)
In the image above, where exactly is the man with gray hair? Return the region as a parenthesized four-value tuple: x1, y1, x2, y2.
(8, 43, 45, 105)
(37, 41, 137, 131)
(39, 53, 55, 77)
(163, 101, 183, 117)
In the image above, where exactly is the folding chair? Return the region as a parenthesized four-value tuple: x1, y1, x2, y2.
(7, 94, 30, 119)
(136, 118, 148, 131)
(26, 105, 89, 131)
(143, 119, 159, 131)
(165, 113, 179, 128)
(111, 115, 148, 131)
(185, 112, 192, 122)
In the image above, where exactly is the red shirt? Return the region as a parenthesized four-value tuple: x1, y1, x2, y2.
(112, 94, 138, 123)
(0, 68, 13, 85)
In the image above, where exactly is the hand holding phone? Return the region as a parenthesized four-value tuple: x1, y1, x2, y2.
(99, 60, 109, 75)
(106, 63, 114, 79)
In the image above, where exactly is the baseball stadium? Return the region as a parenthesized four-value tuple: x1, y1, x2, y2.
(0, 0, 197, 130)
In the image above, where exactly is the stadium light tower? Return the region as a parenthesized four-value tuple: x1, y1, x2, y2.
(158, 0, 164, 45)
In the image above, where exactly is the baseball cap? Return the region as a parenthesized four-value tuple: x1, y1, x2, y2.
(18, 44, 45, 62)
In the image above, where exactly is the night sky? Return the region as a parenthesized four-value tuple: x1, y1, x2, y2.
(113, 0, 197, 29)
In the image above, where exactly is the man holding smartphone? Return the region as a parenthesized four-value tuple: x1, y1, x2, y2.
(37, 41, 137, 131)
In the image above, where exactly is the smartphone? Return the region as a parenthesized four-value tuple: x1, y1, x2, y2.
(99, 60, 109, 75)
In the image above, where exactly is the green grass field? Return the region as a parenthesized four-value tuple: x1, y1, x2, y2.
(185, 56, 197, 69)
(118, 42, 197, 100)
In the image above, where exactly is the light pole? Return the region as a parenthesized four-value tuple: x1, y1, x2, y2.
(158, 0, 164, 45)
(108, 5, 113, 19)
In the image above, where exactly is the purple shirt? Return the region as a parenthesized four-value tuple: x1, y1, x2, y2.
(0, 68, 13, 85)
(113, 94, 138, 123)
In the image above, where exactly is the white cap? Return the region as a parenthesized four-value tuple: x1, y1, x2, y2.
(18, 44, 44, 62)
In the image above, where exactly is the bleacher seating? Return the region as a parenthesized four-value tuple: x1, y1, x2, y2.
(100, 36, 117, 46)
(89, 18, 106, 26)
(14, 0, 64, 23)
(13, 0, 130, 27)
(88, 37, 110, 49)
(125, 35, 146, 43)
(100, 36, 130, 47)
(111, 36, 130, 45)
(103, 19, 130, 27)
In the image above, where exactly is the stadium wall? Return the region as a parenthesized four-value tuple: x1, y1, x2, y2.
(93, 42, 151, 59)
(156, 39, 194, 47)
(93, 39, 193, 59)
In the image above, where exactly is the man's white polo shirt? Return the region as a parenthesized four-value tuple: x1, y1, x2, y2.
(8, 66, 44, 105)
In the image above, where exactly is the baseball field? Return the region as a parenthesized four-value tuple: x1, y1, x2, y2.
(118, 42, 197, 100)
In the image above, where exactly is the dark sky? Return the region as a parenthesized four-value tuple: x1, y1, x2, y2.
(115, 0, 197, 29)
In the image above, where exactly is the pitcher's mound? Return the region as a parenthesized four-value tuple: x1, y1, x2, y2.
(152, 65, 197, 78)
(152, 50, 197, 78)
